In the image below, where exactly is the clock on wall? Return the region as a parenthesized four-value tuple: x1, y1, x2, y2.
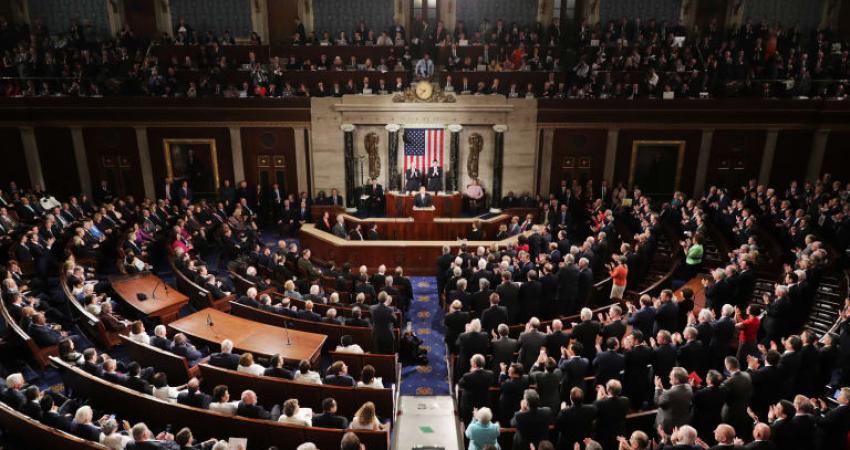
(414, 81, 434, 100)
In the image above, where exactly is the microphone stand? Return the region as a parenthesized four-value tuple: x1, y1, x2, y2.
(283, 319, 292, 346)
(151, 279, 161, 301)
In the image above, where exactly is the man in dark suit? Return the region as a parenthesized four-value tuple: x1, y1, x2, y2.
(720, 356, 753, 438)
(176, 378, 210, 409)
(236, 390, 274, 420)
(576, 258, 594, 309)
(556, 387, 596, 450)
(571, 308, 602, 361)
(323, 361, 356, 386)
(678, 326, 708, 378)
(405, 167, 422, 192)
(593, 379, 631, 450)
(491, 324, 519, 371)
(654, 289, 680, 334)
(747, 350, 784, 420)
(208, 339, 240, 370)
(364, 179, 383, 215)
(496, 271, 521, 324)
(413, 186, 433, 208)
(519, 270, 543, 322)
(593, 338, 625, 388)
(711, 305, 737, 370)
(370, 292, 399, 354)
(556, 255, 579, 315)
(458, 354, 494, 423)
(296, 301, 322, 322)
(815, 387, 850, 450)
(517, 318, 547, 372)
(623, 330, 654, 410)
(1, 373, 26, 410)
(125, 362, 153, 395)
(559, 342, 590, 396)
(312, 398, 349, 429)
(544, 319, 570, 358)
(172, 334, 204, 366)
(627, 296, 656, 341)
(39, 394, 73, 432)
(480, 292, 508, 334)
(456, 319, 491, 378)
(263, 354, 294, 379)
(511, 389, 554, 450)
(470, 278, 494, 315)
(28, 313, 64, 347)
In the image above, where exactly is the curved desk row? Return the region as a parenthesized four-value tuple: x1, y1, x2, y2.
(298, 223, 533, 275)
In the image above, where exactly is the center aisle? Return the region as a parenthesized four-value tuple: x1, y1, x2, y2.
(400, 276, 450, 396)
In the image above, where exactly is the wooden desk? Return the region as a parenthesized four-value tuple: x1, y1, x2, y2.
(108, 273, 189, 324)
(385, 191, 462, 217)
(299, 224, 534, 274)
(167, 308, 326, 366)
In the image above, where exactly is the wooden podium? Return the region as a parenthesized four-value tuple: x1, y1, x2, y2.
(385, 192, 462, 217)
(411, 206, 437, 239)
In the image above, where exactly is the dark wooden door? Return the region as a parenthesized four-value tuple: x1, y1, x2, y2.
(268, 0, 300, 46)
(124, 0, 159, 38)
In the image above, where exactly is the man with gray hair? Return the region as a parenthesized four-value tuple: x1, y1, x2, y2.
(208, 339, 240, 370)
(1, 373, 25, 409)
(654, 367, 693, 432)
(518, 317, 546, 371)
(458, 353, 494, 423)
(471, 278, 493, 315)
(511, 389, 554, 450)
(557, 253, 579, 316)
(762, 283, 792, 346)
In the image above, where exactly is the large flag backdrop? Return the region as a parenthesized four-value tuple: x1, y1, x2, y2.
(403, 128, 444, 173)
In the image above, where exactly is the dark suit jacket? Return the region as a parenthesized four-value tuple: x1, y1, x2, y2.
(236, 402, 271, 420)
(511, 407, 554, 450)
(556, 404, 596, 449)
(593, 396, 630, 448)
(491, 337, 518, 371)
(312, 412, 349, 429)
(517, 330, 546, 372)
(323, 374, 356, 387)
(413, 193, 433, 207)
(458, 368, 494, 413)
(480, 305, 508, 334)
(177, 389, 211, 409)
(208, 352, 240, 370)
(570, 320, 601, 360)
(593, 351, 625, 387)
(456, 331, 490, 375)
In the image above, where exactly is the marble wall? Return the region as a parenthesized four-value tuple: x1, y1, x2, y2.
(308, 95, 539, 204)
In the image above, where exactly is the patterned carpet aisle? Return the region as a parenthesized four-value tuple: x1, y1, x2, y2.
(400, 277, 450, 396)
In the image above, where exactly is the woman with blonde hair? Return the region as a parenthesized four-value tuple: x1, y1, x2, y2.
(348, 401, 388, 431)
(283, 280, 302, 300)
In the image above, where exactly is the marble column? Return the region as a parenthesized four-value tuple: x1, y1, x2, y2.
(603, 129, 619, 186)
(19, 127, 45, 189)
(385, 124, 400, 191)
(447, 124, 462, 192)
(341, 124, 356, 208)
(693, 129, 714, 197)
(491, 125, 507, 211)
(134, 127, 155, 199)
(806, 129, 830, 182)
(228, 126, 246, 183)
(758, 129, 779, 186)
(70, 127, 93, 197)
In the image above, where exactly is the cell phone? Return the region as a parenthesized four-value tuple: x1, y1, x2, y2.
(108, 414, 115, 421)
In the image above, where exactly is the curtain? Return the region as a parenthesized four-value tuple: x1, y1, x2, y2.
(28, 0, 110, 36)
(312, 0, 395, 36)
(456, 0, 540, 32)
(599, 0, 682, 24)
(745, 0, 825, 30)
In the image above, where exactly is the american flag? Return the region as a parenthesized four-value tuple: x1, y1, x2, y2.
(403, 128, 444, 172)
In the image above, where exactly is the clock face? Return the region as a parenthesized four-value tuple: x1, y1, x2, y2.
(415, 81, 434, 100)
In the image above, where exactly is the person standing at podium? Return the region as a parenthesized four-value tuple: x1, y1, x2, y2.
(405, 167, 422, 193)
(413, 186, 433, 208)
(427, 159, 442, 193)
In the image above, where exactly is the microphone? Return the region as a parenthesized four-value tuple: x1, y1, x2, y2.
(206, 313, 214, 327)
(283, 319, 292, 346)
(151, 279, 161, 301)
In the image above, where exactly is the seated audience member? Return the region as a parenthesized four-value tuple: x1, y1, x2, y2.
(151, 372, 188, 403)
(208, 339, 240, 370)
(127, 321, 150, 345)
(99, 418, 133, 450)
(236, 352, 265, 376)
(264, 354, 294, 379)
(278, 398, 311, 426)
(324, 361, 356, 386)
(357, 365, 384, 389)
(125, 362, 153, 395)
(236, 389, 277, 420)
(313, 397, 349, 429)
(69, 405, 103, 441)
(208, 385, 239, 416)
(349, 401, 389, 431)
(294, 359, 323, 384)
(171, 333, 205, 365)
(150, 325, 173, 351)
(335, 335, 365, 353)
(177, 377, 211, 409)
